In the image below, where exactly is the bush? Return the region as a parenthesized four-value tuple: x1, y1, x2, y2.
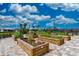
(14, 31, 22, 40)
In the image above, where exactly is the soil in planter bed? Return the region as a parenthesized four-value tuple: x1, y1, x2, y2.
(21, 38, 44, 46)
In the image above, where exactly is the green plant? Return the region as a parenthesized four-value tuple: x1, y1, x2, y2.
(14, 31, 22, 41)
(28, 34, 33, 43)
(32, 30, 38, 38)
(38, 31, 51, 37)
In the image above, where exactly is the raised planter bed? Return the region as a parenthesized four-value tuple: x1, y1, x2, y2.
(63, 36, 71, 42)
(39, 36, 64, 46)
(17, 39, 49, 56)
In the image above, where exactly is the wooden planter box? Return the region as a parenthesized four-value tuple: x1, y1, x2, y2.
(63, 36, 71, 42)
(39, 36, 64, 46)
(17, 39, 49, 56)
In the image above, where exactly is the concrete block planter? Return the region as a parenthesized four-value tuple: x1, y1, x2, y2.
(40, 36, 64, 46)
(17, 39, 49, 56)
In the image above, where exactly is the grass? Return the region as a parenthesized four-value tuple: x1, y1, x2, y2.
(37, 31, 51, 37)
(0, 31, 14, 38)
(38, 31, 68, 37)
(52, 31, 68, 35)
(37, 31, 69, 40)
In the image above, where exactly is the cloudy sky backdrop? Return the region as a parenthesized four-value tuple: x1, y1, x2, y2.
(0, 3, 79, 29)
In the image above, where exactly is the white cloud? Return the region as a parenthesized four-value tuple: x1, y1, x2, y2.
(55, 15, 78, 24)
(9, 4, 51, 21)
(0, 14, 51, 29)
(27, 14, 51, 21)
(22, 5, 38, 13)
(46, 15, 78, 27)
(16, 15, 33, 24)
(46, 3, 79, 12)
(9, 4, 22, 13)
(0, 15, 20, 28)
(16, 14, 51, 24)
(0, 15, 18, 23)
(0, 15, 32, 25)
(0, 15, 33, 28)
(9, 4, 38, 15)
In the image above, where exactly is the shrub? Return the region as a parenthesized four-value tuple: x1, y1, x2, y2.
(14, 31, 22, 40)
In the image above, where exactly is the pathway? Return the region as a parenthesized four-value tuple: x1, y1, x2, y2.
(44, 35, 79, 56)
(0, 35, 79, 56)
(0, 37, 27, 56)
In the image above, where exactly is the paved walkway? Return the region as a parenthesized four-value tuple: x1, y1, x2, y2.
(0, 35, 79, 56)
(0, 37, 27, 56)
(44, 35, 79, 56)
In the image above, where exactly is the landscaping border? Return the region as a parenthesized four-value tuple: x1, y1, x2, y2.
(39, 36, 64, 46)
(17, 39, 49, 56)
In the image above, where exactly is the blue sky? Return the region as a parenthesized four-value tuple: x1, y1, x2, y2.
(0, 3, 79, 29)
